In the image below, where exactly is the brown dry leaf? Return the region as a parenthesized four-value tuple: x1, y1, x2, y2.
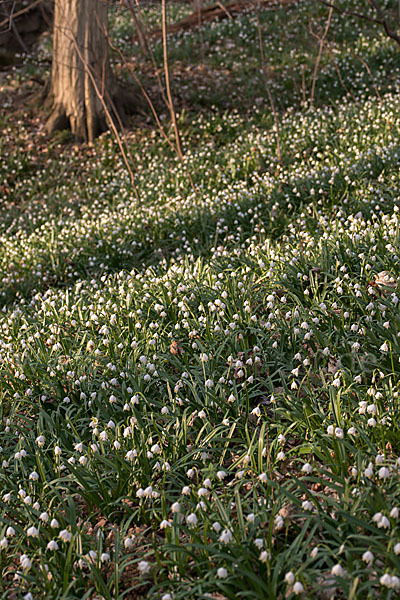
(170, 340, 183, 355)
(375, 271, 397, 295)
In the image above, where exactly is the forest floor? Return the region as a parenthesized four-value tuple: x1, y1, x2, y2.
(1, 1, 400, 599)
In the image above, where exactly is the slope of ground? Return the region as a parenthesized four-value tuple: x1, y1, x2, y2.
(0, 1, 400, 599)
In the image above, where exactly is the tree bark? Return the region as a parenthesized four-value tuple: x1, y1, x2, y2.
(46, 0, 112, 143)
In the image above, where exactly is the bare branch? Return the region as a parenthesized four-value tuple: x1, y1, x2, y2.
(310, 3, 333, 105)
(317, 0, 400, 47)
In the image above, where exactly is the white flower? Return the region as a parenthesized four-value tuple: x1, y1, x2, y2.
(216, 470, 227, 480)
(47, 540, 58, 551)
(378, 516, 390, 529)
(247, 513, 255, 523)
(331, 564, 344, 577)
(284, 571, 295, 585)
(217, 567, 228, 578)
(138, 560, 150, 574)
(27, 526, 39, 538)
(393, 543, 400, 555)
(160, 520, 171, 529)
(6, 527, 15, 537)
(335, 427, 344, 439)
(36, 435, 45, 447)
(259, 550, 269, 562)
(59, 529, 72, 542)
(364, 462, 374, 478)
(54, 445, 62, 456)
(0, 538, 8, 549)
(205, 379, 213, 388)
(50, 519, 59, 528)
(219, 529, 233, 544)
(380, 342, 389, 353)
(302, 500, 313, 511)
(302, 463, 312, 474)
(20, 554, 31, 569)
(171, 502, 180, 513)
(362, 551, 373, 563)
(212, 522, 221, 533)
(379, 467, 390, 479)
(186, 513, 198, 526)
(293, 581, 304, 594)
(101, 552, 110, 562)
(390, 507, 399, 519)
(380, 573, 392, 587)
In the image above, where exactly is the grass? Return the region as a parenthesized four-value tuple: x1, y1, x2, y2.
(1, 0, 400, 598)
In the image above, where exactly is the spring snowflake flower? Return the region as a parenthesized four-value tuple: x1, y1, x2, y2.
(302, 463, 312, 474)
(362, 551, 373, 563)
(219, 529, 233, 544)
(138, 560, 150, 574)
(6, 526, 15, 537)
(47, 540, 59, 551)
(186, 513, 198, 526)
(284, 572, 295, 585)
(331, 564, 345, 577)
(380, 342, 389, 353)
(293, 582, 304, 594)
(217, 567, 228, 578)
(379, 467, 390, 479)
(59, 529, 72, 542)
(27, 526, 39, 538)
(380, 573, 392, 588)
(20, 554, 31, 569)
(0, 538, 8, 549)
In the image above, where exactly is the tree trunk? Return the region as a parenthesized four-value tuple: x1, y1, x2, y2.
(46, 0, 112, 143)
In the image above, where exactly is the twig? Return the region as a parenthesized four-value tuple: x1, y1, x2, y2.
(102, 10, 197, 194)
(369, 0, 400, 47)
(254, 1, 281, 164)
(310, 3, 333, 105)
(161, 0, 184, 160)
(0, 0, 42, 30)
(349, 50, 381, 102)
(65, 17, 140, 200)
(317, 0, 400, 47)
(217, 1, 233, 19)
(309, 21, 358, 104)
